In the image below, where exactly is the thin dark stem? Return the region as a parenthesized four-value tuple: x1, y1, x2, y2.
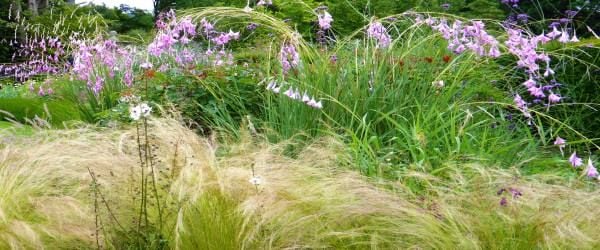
(144, 75, 164, 233)
(90, 169, 101, 250)
(88, 167, 128, 233)
(135, 122, 146, 242)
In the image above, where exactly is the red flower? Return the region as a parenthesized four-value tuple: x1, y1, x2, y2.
(442, 55, 451, 63)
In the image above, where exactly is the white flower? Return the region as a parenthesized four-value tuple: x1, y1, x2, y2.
(139, 103, 152, 117)
(227, 30, 240, 40)
(284, 87, 294, 98)
(314, 100, 323, 109)
(306, 98, 318, 108)
(249, 176, 262, 185)
(302, 92, 310, 103)
(130, 105, 142, 121)
(570, 32, 580, 42)
(140, 62, 153, 69)
(433, 80, 444, 88)
(292, 89, 301, 100)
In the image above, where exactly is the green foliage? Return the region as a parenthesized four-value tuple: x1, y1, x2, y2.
(0, 84, 30, 98)
(258, 29, 541, 175)
(148, 65, 264, 136)
(0, 97, 80, 126)
(52, 75, 126, 124)
(92, 4, 154, 35)
(547, 42, 600, 141)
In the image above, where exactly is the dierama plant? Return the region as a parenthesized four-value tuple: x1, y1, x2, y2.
(180, 7, 596, 178)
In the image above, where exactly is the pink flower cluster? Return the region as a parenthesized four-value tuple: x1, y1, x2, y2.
(266, 81, 323, 109)
(149, 13, 239, 70)
(0, 37, 67, 83)
(72, 39, 134, 95)
(211, 30, 240, 46)
(419, 15, 575, 119)
(148, 11, 198, 57)
(366, 21, 391, 48)
(504, 27, 568, 113)
(426, 18, 500, 57)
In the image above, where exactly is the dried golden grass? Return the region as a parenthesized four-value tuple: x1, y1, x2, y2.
(0, 118, 599, 249)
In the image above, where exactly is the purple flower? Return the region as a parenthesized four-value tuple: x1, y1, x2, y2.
(565, 10, 578, 18)
(517, 14, 528, 23)
(317, 10, 333, 30)
(280, 43, 300, 74)
(546, 26, 562, 39)
(509, 187, 522, 198)
(569, 151, 583, 168)
(300, 92, 310, 103)
(527, 85, 545, 98)
(500, 197, 508, 206)
(441, 3, 450, 10)
(201, 18, 214, 34)
(514, 94, 532, 118)
(554, 136, 566, 154)
(514, 94, 527, 109)
(548, 93, 561, 103)
(489, 45, 501, 58)
(124, 71, 133, 87)
(559, 18, 571, 24)
(247, 23, 259, 31)
(367, 21, 391, 48)
(212, 31, 240, 46)
(523, 78, 536, 88)
(307, 98, 323, 109)
(586, 158, 598, 178)
(140, 62, 153, 69)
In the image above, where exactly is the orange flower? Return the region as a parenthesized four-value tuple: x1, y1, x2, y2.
(144, 69, 156, 78)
